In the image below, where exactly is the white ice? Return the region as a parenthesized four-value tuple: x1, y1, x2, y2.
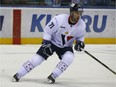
(0, 45, 116, 87)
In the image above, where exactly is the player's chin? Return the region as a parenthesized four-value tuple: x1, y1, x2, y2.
(72, 18, 79, 23)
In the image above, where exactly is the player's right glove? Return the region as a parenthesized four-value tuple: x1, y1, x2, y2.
(74, 41, 85, 51)
(42, 40, 53, 56)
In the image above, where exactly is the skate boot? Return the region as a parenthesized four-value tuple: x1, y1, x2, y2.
(12, 73, 20, 82)
(45, 74, 55, 84)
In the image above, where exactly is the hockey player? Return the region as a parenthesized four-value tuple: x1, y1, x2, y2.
(13, 3, 86, 84)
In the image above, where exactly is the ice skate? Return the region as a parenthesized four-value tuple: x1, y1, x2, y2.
(45, 74, 55, 84)
(12, 73, 20, 82)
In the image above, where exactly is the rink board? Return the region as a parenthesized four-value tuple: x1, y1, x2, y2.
(0, 7, 116, 44)
(0, 38, 116, 44)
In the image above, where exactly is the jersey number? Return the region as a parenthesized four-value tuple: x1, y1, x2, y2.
(49, 22, 54, 29)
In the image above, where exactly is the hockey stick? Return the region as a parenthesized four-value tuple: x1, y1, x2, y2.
(81, 49, 116, 75)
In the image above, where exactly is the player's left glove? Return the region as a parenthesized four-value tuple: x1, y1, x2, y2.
(74, 41, 85, 51)
(42, 40, 53, 56)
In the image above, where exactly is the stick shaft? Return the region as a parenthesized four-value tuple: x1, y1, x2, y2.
(83, 50, 116, 75)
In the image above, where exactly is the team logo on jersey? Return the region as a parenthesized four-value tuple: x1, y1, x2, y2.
(67, 36, 74, 41)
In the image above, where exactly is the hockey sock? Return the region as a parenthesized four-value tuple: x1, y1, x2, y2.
(16, 54, 45, 79)
(52, 51, 74, 79)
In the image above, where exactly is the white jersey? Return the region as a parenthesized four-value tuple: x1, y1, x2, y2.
(43, 14, 86, 48)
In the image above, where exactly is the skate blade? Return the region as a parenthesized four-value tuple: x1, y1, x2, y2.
(12, 78, 17, 82)
(44, 79, 53, 84)
(12, 77, 19, 82)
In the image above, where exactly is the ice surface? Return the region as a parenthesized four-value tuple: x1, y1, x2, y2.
(0, 45, 116, 87)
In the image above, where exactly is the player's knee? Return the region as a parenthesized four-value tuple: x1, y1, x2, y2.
(29, 54, 45, 67)
(23, 54, 45, 72)
(62, 51, 74, 66)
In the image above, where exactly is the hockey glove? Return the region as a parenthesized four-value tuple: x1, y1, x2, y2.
(42, 40, 53, 56)
(74, 41, 85, 51)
